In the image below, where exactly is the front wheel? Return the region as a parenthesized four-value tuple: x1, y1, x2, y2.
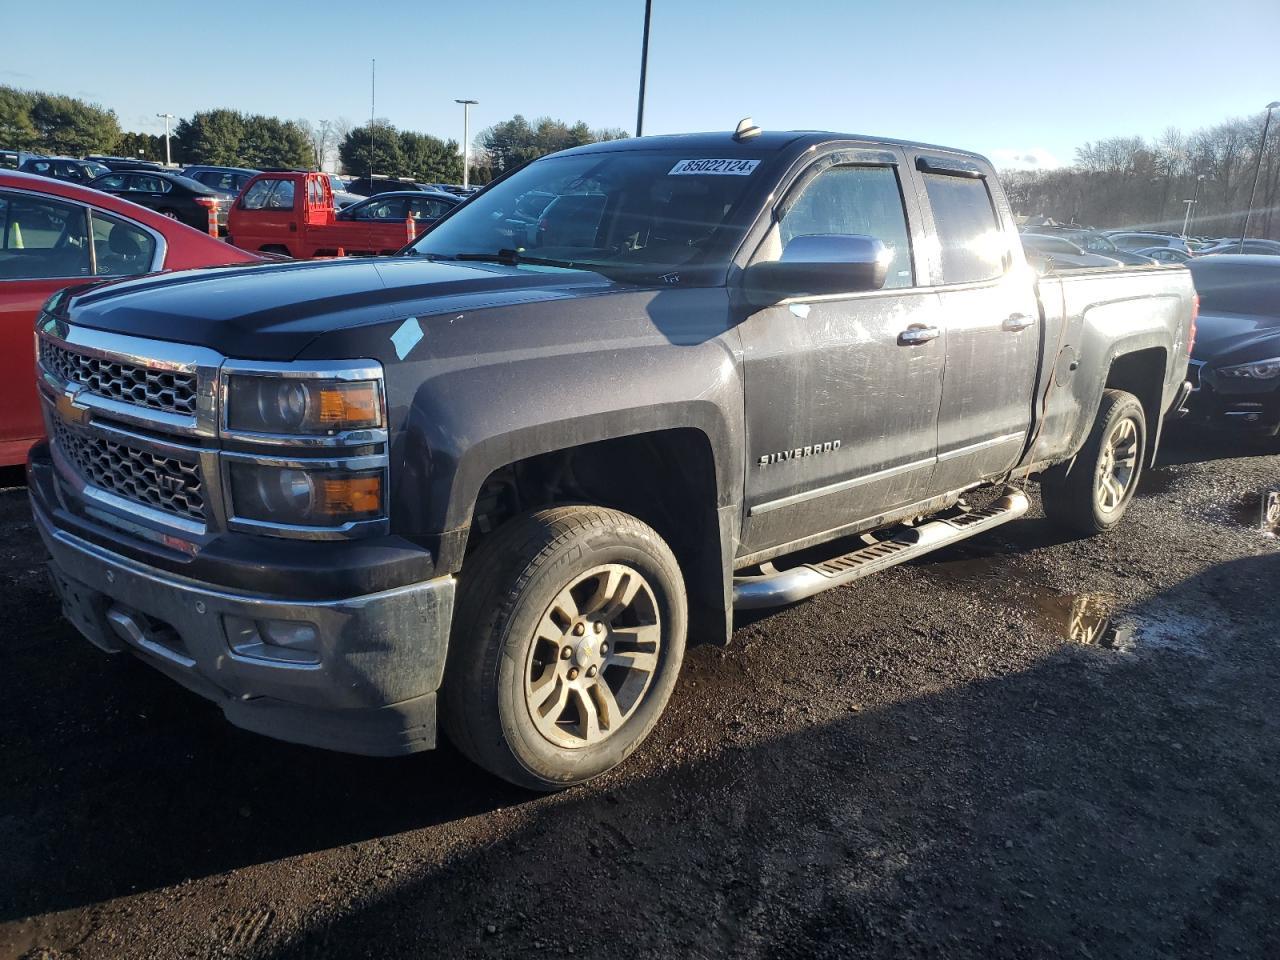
(1040, 388, 1147, 536)
(442, 506, 687, 790)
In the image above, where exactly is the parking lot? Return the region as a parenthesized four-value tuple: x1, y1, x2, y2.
(2, 427, 1277, 960)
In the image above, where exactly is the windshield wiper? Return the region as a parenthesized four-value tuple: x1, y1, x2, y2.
(435, 252, 586, 271)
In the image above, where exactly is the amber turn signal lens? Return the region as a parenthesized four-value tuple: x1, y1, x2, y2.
(319, 475, 382, 516)
(317, 382, 381, 427)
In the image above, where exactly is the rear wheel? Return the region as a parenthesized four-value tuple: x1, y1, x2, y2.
(1041, 389, 1147, 536)
(442, 506, 686, 790)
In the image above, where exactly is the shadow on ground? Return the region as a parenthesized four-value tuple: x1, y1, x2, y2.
(262, 551, 1280, 960)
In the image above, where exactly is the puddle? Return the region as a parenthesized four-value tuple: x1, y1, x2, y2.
(1224, 488, 1280, 536)
(1136, 469, 1179, 498)
(1025, 591, 1137, 649)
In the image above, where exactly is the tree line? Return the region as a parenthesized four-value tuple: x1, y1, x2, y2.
(1002, 111, 1280, 239)
(2, 85, 628, 185)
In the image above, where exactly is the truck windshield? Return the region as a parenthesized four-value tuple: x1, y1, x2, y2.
(406, 151, 769, 280)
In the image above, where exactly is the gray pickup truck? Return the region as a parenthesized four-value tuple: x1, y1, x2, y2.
(28, 127, 1196, 789)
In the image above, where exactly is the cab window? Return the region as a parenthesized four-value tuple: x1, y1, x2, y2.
(922, 173, 1006, 284)
(241, 179, 278, 210)
(267, 180, 295, 209)
(780, 164, 915, 288)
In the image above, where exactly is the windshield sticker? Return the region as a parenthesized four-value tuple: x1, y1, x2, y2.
(668, 158, 760, 176)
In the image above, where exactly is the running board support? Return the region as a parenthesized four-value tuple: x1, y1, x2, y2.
(732, 488, 1029, 610)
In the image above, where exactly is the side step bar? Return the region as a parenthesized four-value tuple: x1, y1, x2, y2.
(732, 488, 1029, 610)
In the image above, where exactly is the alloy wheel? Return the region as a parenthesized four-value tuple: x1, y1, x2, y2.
(523, 563, 661, 749)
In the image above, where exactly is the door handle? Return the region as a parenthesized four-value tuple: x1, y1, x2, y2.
(899, 324, 940, 345)
(1003, 313, 1035, 332)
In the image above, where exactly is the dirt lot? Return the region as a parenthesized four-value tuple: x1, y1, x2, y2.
(2, 431, 1279, 960)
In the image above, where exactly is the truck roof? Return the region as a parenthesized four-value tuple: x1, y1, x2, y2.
(555, 130, 990, 165)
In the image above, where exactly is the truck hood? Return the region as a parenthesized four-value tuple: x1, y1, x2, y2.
(61, 257, 620, 360)
(1192, 310, 1280, 365)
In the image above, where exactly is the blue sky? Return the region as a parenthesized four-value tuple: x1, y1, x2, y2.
(3, 0, 1276, 169)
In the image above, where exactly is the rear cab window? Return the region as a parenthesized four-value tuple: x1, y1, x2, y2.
(921, 171, 1006, 283)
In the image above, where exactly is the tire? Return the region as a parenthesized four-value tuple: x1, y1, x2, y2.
(1041, 388, 1147, 536)
(442, 506, 687, 790)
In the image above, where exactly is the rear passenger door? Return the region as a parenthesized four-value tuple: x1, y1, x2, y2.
(739, 147, 945, 554)
(909, 154, 1040, 492)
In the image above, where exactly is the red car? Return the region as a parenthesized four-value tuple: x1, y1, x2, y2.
(228, 171, 440, 258)
(0, 171, 261, 466)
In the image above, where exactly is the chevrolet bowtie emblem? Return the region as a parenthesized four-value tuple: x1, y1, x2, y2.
(56, 386, 90, 428)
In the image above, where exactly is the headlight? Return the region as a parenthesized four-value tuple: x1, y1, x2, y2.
(228, 461, 384, 527)
(1217, 357, 1280, 380)
(226, 376, 383, 435)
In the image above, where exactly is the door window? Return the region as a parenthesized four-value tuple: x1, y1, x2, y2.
(241, 179, 275, 209)
(357, 198, 406, 220)
(409, 197, 452, 220)
(0, 193, 91, 279)
(922, 173, 1006, 284)
(780, 164, 915, 288)
(96, 174, 128, 190)
(267, 180, 295, 209)
(90, 213, 157, 276)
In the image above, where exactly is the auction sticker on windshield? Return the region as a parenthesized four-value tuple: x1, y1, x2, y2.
(668, 159, 760, 176)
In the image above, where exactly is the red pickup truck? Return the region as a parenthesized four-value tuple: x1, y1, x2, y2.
(227, 171, 443, 258)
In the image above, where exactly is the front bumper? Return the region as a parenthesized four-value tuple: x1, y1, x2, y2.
(1183, 370, 1280, 436)
(33, 485, 456, 757)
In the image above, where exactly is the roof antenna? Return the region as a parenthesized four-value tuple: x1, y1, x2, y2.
(733, 117, 763, 142)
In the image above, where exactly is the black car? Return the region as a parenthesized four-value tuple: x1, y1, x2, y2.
(1185, 255, 1280, 438)
(88, 170, 230, 233)
(19, 156, 112, 185)
(86, 155, 167, 173)
(343, 176, 430, 198)
(337, 190, 459, 225)
(180, 165, 260, 197)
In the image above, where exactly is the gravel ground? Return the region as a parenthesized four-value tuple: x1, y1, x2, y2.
(1, 430, 1278, 960)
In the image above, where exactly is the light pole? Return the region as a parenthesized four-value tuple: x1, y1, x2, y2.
(156, 112, 175, 166)
(455, 99, 478, 189)
(1181, 174, 1206, 237)
(1240, 101, 1280, 253)
(636, 0, 653, 137)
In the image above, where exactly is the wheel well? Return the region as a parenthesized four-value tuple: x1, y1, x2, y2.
(1105, 347, 1166, 458)
(466, 429, 728, 642)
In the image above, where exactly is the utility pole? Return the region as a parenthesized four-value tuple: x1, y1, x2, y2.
(1240, 101, 1279, 252)
(155, 113, 175, 166)
(369, 59, 376, 186)
(635, 0, 652, 137)
(1182, 174, 1206, 237)
(455, 99, 478, 189)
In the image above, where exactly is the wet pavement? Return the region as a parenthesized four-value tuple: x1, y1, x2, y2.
(2, 430, 1279, 959)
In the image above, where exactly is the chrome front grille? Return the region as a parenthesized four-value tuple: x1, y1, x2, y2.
(52, 420, 206, 523)
(39, 338, 198, 416)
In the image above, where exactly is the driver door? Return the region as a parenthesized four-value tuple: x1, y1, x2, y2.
(738, 149, 945, 554)
(0, 192, 92, 462)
